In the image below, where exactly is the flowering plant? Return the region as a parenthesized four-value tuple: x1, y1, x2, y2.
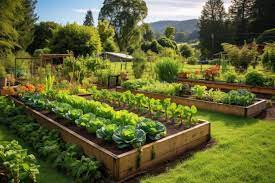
(203, 65, 220, 81)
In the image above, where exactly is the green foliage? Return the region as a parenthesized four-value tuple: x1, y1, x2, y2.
(222, 89, 256, 106)
(122, 79, 153, 90)
(99, 0, 148, 51)
(51, 23, 102, 56)
(150, 40, 163, 53)
(33, 47, 51, 57)
(141, 23, 154, 42)
(198, 0, 229, 57)
(83, 10, 94, 26)
(155, 58, 180, 83)
(164, 26, 176, 40)
(27, 21, 60, 54)
(112, 126, 146, 149)
(141, 82, 182, 96)
(137, 119, 166, 140)
(157, 37, 177, 50)
(191, 85, 207, 100)
(96, 124, 118, 141)
(224, 71, 238, 83)
(222, 42, 258, 71)
(0, 140, 39, 183)
(0, 65, 7, 78)
(187, 57, 198, 65)
(132, 50, 147, 79)
(180, 44, 193, 58)
(97, 20, 118, 52)
(245, 71, 265, 86)
(262, 43, 275, 72)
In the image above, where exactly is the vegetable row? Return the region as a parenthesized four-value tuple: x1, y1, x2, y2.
(0, 140, 39, 183)
(21, 93, 167, 149)
(88, 87, 198, 127)
(122, 79, 256, 106)
(0, 97, 102, 182)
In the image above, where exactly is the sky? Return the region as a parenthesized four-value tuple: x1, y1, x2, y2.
(37, 0, 231, 25)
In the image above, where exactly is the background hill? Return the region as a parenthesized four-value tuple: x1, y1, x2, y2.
(149, 19, 199, 42)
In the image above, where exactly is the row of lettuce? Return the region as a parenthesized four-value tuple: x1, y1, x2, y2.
(0, 97, 102, 182)
(22, 93, 168, 149)
(122, 79, 256, 106)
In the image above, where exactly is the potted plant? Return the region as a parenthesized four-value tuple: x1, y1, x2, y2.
(0, 66, 7, 88)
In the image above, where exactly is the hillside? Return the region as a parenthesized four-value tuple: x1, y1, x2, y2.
(149, 19, 198, 34)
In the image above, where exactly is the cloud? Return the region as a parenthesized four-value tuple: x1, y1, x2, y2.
(144, 0, 231, 22)
(73, 8, 99, 14)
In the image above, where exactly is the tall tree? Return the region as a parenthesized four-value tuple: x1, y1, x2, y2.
(83, 10, 94, 26)
(97, 19, 118, 52)
(27, 21, 60, 54)
(229, 0, 254, 44)
(16, 0, 38, 51)
(164, 26, 176, 40)
(0, 0, 23, 56)
(99, 0, 148, 51)
(198, 0, 228, 58)
(141, 23, 154, 42)
(249, 0, 275, 34)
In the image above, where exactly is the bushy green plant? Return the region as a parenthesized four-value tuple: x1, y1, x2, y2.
(155, 57, 180, 83)
(180, 44, 193, 58)
(0, 65, 6, 78)
(187, 57, 197, 65)
(141, 82, 182, 96)
(222, 89, 256, 106)
(224, 71, 238, 83)
(191, 85, 207, 100)
(137, 118, 166, 140)
(157, 37, 177, 50)
(245, 71, 265, 86)
(121, 79, 153, 90)
(262, 43, 275, 72)
(132, 50, 147, 79)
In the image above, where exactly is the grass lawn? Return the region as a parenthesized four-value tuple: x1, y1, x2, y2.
(0, 125, 73, 183)
(141, 111, 275, 183)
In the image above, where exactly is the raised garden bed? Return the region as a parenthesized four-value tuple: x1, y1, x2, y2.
(177, 78, 275, 96)
(11, 96, 211, 182)
(116, 87, 267, 117)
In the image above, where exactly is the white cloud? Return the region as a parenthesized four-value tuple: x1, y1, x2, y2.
(144, 0, 231, 22)
(73, 8, 99, 14)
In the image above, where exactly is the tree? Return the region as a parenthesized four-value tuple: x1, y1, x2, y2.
(97, 20, 118, 52)
(16, 0, 38, 51)
(27, 21, 60, 54)
(257, 28, 275, 44)
(229, 0, 254, 44)
(158, 37, 178, 50)
(249, 0, 275, 34)
(180, 44, 194, 58)
(164, 26, 176, 40)
(50, 23, 102, 56)
(198, 0, 228, 58)
(141, 23, 154, 42)
(83, 10, 94, 26)
(99, 0, 148, 51)
(0, 0, 23, 56)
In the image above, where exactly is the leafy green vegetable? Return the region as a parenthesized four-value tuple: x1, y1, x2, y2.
(86, 118, 105, 134)
(112, 126, 146, 149)
(137, 118, 166, 140)
(65, 109, 83, 121)
(96, 124, 118, 141)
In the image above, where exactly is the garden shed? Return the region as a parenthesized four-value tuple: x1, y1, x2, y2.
(102, 52, 133, 62)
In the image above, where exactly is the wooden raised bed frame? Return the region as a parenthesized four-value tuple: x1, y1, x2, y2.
(177, 78, 275, 96)
(11, 97, 211, 182)
(116, 87, 267, 117)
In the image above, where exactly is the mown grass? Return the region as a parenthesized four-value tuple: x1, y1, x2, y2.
(0, 125, 73, 183)
(141, 111, 275, 183)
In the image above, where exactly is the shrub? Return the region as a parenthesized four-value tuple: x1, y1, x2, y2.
(262, 43, 275, 72)
(132, 50, 147, 79)
(121, 79, 153, 90)
(222, 42, 258, 72)
(157, 37, 177, 50)
(51, 23, 102, 56)
(33, 48, 51, 57)
(150, 40, 163, 53)
(180, 44, 193, 58)
(155, 57, 180, 83)
(224, 71, 238, 83)
(187, 57, 197, 65)
(141, 82, 182, 96)
(245, 71, 265, 86)
(222, 89, 256, 106)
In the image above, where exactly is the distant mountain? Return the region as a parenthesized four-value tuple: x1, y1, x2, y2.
(149, 19, 198, 34)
